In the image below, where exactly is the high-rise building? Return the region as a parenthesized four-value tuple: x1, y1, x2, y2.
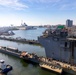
(66, 19, 73, 27)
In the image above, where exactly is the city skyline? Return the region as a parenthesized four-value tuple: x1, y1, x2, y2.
(0, 0, 76, 26)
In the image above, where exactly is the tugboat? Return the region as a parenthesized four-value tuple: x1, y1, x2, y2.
(0, 60, 13, 74)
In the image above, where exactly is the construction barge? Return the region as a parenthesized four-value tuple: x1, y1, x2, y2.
(0, 46, 76, 74)
(0, 46, 39, 64)
(0, 36, 41, 45)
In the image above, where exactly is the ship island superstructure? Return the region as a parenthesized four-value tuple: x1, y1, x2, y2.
(38, 25, 76, 74)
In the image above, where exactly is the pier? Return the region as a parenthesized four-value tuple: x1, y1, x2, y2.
(0, 36, 41, 45)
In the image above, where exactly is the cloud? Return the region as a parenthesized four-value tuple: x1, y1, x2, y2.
(59, 0, 76, 10)
(0, 0, 28, 10)
(28, 0, 61, 3)
(39, 0, 76, 10)
(39, 0, 61, 3)
(38, 0, 76, 10)
(59, 4, 69, 10)
(1, 0, 75, 10)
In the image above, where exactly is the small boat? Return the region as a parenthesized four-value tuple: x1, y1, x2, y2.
(0, 60, 13, 74)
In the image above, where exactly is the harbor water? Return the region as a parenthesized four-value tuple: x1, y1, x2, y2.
(10, 28, 46, 40)
(0, 28, 72, 75)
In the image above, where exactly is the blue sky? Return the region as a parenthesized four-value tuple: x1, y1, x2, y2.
(0, 0, 76, 26)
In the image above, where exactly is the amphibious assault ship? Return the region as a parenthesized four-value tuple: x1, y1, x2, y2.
(38, 25, 76, 74)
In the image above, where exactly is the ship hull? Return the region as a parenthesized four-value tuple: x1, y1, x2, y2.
(38, 37, 76, 63)
(38, 37, 70, 62)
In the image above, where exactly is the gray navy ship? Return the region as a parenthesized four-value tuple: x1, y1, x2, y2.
(38, 25, 76, 65)
(38, 25, 76, 74)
